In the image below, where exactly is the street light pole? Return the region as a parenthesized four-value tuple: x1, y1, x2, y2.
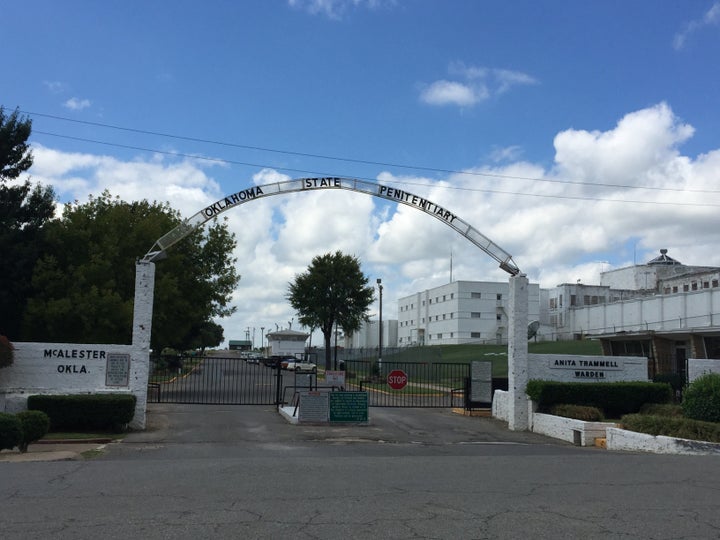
(260, 327, 265, 355)
(377, 278, 383, 371)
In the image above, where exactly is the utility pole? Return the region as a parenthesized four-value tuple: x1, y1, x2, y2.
(377, 278, 383, 371)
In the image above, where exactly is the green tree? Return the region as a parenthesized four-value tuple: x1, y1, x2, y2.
(23, 191, 239, 351)
(0, 106, 56, 339)
(192, 320, 225, 354)
(287, 251, 375, 369)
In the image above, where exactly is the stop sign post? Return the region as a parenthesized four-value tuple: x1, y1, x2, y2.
(387, 369, 408, 390)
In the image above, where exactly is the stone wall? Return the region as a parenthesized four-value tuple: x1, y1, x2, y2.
(0, 341, 148, 429)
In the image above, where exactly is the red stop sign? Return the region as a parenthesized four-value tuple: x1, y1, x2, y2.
(387, 369, 408, 390)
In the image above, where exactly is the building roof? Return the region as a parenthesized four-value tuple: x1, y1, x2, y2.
(265, 329, 309, 339)
(647, 248, 681, 266)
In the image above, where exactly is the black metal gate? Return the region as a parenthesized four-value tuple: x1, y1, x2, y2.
(148, 355, 280, 405)
(343, 360, 470, 407)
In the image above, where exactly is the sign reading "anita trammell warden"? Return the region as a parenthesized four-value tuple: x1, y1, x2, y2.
(549, 357, 625, 380)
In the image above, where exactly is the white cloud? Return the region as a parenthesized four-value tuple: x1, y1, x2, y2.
(673, 1, 720, 50)
(420, 63, 537, 108)
(25, 102, 720, 346)
(43, 81, 67, 94)
(63, 97, 92, 111)
(419, 80, 487, 107)
(287, 0, 392, 19)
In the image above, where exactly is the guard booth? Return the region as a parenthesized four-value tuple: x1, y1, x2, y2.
(228, 340, 251, 351)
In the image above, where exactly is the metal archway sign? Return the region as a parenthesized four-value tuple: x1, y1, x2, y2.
(141, 177, 520, 275)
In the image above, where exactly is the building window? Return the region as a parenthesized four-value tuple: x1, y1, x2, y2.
(471, 332, 481, 338)
(422, 300, 426, 306)
(437, 333, 442, 339)
(443, 314, 446, 320)
(584, 295, 590, 305)
(549, 298, 556, 309)
(497, 294, 502, 300)
(471, 312, 481, 318)
(471, 292, 481, 299)
(683, 284, 689, 292)
(451, 293, 454, 299)
(421, 318, 425, 323)
(450, 312, 454, 319)
(713, 280, 719, 288)
(703, 282, 709, 289)
(692, 282, 698, 290)
(443, 295, 446, 301)
(570, 295, 577, 306)
(673, 286, 678, 293)
(429, 299, 432, 304)
(496, 314, 502, 321)
(436, 297, 439, 303)
(664, 287, 671, 294)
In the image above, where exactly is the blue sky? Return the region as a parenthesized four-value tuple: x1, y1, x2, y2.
(3, 0, 720, 346)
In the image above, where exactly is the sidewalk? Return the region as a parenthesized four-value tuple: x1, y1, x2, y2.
(0, 439, 112, 462)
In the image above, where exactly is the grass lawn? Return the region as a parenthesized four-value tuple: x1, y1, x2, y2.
(41, 431, 125, 441)
(381, 340, 603, 377)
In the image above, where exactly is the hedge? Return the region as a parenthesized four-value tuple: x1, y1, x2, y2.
(526, 380, 672, 418)
(0, 413, 22, 451)
(621, 413, 720, 443)
(27, 394, 136, 432)
(16, 410, 50, 452)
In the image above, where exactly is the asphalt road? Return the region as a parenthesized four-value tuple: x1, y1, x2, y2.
(2, 404, 719, 539)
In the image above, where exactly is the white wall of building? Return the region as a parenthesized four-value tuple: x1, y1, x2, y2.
(344, 320, 398, 349)
(266, 330, 309, 357)
(397, 280, 540, 346)
(569, 288, 720, 338)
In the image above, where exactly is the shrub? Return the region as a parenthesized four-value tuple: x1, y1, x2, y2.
(682, 373, 720, 423)
(639, 403, 683, 417)
(621, 413, 720, 443)
(16, 410, 51, 452)
(0, 335, 14, 368)
(653, 372, 686, 401)
(27, 394, 137, 432)
(0, 412, 22, 451)
(550, 404, 604, 421)
(526, 380, 672, 418)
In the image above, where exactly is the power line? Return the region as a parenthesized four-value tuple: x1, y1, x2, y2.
(23, 109, 720, 196)
(31, 130, 720, 208)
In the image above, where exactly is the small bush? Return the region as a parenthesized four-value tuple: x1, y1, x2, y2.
(682, 373, 720, 423)
(639, 403, 683, 417)
(28, 394, 136, 432)
(16, 410, 50, 453)
(526, 380, 672, 418)
(0, 335, 14, 368)
(550, 404, 604, 421)
(0, 412, 22, 451)
(621, 413, 720, 443)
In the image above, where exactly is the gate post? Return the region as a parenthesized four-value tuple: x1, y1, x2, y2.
(507, 273, 529, 431)
(130, 260, 156, 429)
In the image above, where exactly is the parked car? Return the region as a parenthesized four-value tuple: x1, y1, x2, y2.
(246, 355, 261, 365)
(281, 359, 317, 373)
(265, 356, 296, 368)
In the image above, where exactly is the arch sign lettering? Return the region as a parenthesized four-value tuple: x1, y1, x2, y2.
(142, 177, 520, 275)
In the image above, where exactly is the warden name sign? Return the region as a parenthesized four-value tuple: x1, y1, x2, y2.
(549, 357, 625, 380)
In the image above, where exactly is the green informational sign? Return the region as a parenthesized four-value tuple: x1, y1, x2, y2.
(329, 391, 369, 423)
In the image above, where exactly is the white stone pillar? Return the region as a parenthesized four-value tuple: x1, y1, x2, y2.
(507, 273, 529, 431)
(130, 261, 155, 429)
